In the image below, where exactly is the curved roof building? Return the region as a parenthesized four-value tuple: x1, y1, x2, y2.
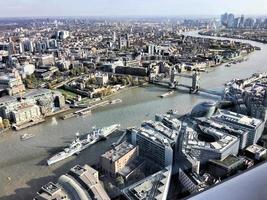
(191, 101, 217, 118)
(182, 125, 239, 163)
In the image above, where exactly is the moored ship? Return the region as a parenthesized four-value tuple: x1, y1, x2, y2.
(47, 124, 120, 165)
(47, 138, 83, 166)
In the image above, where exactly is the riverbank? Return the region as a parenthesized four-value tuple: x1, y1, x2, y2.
(0, 85, 139, 135)
(199, 30, 267, 44)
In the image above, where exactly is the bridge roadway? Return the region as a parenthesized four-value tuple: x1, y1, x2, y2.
(153, 80, 222, 97)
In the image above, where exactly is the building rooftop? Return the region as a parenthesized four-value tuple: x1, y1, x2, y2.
(139, 120, 180, 146)
(209, 155, 244, 169)
(183, 126, 238, 153)
(118, 157, 145, 178)
(196, 118, 248, 137)
(67, 165, 110, 200)
(34, 182, 70, 200)
(22, 88, 52, 99)
(213, 109, 263, 129)
(246, 144, 267, 155)
(101, 141, 136, 162)
(123, 167, 172, 200)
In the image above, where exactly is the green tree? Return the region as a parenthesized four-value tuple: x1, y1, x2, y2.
(116, 176, 124, 187)
(62, 93, 68, 100)
(125, 77, 130, 85)
(76, 67, 83, 75)
(87, 77, 96, 85)
(24, 78, 32, 87)
(132, 80, 138, 86)
(138, 79, 145, 86)
(0, 122, 4, 129)
(30, 74, 37, 84)
(84, 67, 89, 74)
(121, 79, 127, 86)
(127, 75, 133, 83)
(47, 83, 52, 89)
(54, 71, 61, 77)
(3, 119, 10, 129)
(106, 182, 113, 192)
(110, 76, 118, 84)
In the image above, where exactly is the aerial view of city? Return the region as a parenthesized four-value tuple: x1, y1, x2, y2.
(0, 0, 266, 200)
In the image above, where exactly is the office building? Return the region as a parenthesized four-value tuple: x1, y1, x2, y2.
(115, 66, 148, 76)
(227, 14, 235, 28)
(56, 31, 70, 40)
(245, 144, 267, 160)
(182, 125, 239, 163)
(212, 109, 265, 146)
(179, 169, 208, 194)
(123, 167, 172, 200)
(0, 69, 26, 96)
(36, 165, 110, 200)
(131, 119, 180, 167)
(207, 155, 245, 178)
(155, 114, 181, 131)
(224, 72, 267, 123)
(11, 104, 41, 125)
(36, 55, 55, 67)
(196, 118, 249, 150)
(0, 89, 64, 123)
(147, 44, 156, 55)
(100, 141, 139, 176)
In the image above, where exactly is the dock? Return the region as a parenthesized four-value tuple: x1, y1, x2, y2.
(74, 107, 92, 116)
(61, 99, 122, 120)
(13, 118, 45, 131)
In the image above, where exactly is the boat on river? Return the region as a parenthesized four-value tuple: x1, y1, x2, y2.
(20, 134, 35, 141)
(47, 124, 120, 165)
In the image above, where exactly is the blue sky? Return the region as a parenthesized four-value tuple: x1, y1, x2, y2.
(0, 0, 266, 17)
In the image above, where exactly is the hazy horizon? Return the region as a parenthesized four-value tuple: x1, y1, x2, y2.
(0, 0, 266, 18)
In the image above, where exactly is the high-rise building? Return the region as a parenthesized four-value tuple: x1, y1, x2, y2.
(221, 13, 229, 26)
(23, 40, 34, 52)
(239, 15, 245, 28)
(131, 119, 180, 167)
(227, 13, 235, 28)
(56, 31, 70, 40)
(147, 44, 156, 55)
(233, 18, 241, 28)
(113, 31, 117, 42)
(211, 110, 265, 146)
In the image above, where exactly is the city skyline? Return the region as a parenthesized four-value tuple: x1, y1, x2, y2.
(0, 1, 267, 199)
(0, 0, 266, 17)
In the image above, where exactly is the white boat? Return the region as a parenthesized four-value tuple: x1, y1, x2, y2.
(109, 99, 122, 105)
(47, 139, 83, 166)
(20, 134, 35, 141)
(160, 90, 174, 98)
(99, 124, 120, 138)
(47, 124, 120, 166)
(80, 130, 100, 150)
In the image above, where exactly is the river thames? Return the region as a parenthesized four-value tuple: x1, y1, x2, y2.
(0, 31, 266, 199)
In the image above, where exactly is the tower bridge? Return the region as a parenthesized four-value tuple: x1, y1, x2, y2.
(170, 68, 200, 93)
(151, 67, 222, 97)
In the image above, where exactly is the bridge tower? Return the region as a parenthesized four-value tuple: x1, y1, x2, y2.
(169, 67, 178, 89)
(190, 71, 200, 93)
